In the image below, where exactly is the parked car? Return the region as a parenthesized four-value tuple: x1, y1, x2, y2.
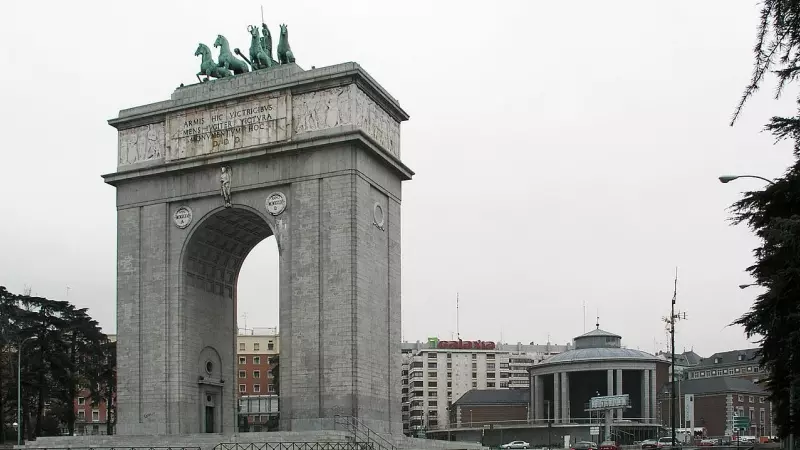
(571, 441, 599, 450)
(656, 437, 681, 449)
(698, 438, 718, 447)
(641, 440, 658, 450)
(598, 441, 619, 450)
(501, 441, 530, 449)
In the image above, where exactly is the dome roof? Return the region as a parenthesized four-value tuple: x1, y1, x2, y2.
(575, 328, 621, 339)
(536, 347, 661, 367)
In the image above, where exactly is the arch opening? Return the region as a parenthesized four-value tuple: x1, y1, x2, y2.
(182, 207, 276, 434)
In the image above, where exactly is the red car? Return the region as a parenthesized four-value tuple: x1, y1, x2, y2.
(599, 441, 619, 450)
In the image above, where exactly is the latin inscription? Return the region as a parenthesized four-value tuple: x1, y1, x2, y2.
(167, 95, 288, 161)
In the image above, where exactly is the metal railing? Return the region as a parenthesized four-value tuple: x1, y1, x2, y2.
(333, 415, 396, 450)
(214, 444, 373, 450)
(428, 417, 665, 431)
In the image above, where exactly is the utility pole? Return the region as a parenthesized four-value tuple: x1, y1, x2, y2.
(668, 268, 687, 448)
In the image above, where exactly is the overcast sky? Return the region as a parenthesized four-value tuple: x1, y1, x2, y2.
(1, 1, 795, 358)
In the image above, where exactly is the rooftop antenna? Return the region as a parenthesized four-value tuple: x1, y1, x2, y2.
(261, 5, 265, 24)
(456, 292, 460, 340)
(583, 300, 586, 333)
(596, 308, 600, 329)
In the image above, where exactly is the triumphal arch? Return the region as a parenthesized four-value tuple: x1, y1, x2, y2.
(104, 48, 411, 435)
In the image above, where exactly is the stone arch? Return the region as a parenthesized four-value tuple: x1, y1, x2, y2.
(179, 205, 279, 434)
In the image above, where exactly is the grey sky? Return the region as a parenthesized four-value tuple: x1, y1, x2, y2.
(1, 1, 794, 357)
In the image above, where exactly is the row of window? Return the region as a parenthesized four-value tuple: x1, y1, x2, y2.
(423, 362, 502, 370)
(736, 406, 768, 424)
(737, 394, 766, 403)
(238, 341, 275, 352)
(238, 383, 276, 393)
(428, 353, 496, 360)
(239, 356, 275, 365)
(239, 370, 273, 379)
(76, 410, 102, 422)
(691, 366, 759, 378)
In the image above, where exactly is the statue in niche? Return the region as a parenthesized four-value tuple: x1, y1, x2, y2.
(220, 166, 232, 207)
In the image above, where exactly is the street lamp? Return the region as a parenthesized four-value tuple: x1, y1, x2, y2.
(17, 336, 36, 445)
(718, 175, 776, 185)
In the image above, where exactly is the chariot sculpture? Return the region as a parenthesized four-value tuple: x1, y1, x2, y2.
(194, 21, 296, 83)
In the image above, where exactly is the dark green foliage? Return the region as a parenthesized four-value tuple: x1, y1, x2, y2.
(0, 286, 115, 440)
(733, 0, 800, 441)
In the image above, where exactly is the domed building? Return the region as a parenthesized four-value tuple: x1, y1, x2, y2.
(529, 325, 669, 442)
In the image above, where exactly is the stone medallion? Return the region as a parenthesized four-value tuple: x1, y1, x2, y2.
(266, 192, 287, 216)
(373, 202, 385, 231)
(173, 206, 193, 229)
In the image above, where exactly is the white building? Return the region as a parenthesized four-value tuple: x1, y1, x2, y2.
(401, 337, 570, 435)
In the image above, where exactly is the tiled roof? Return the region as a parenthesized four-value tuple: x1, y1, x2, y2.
(660, 376, 765, 395)
(452, 389, 530, 406)
(696, 348, 760, 368)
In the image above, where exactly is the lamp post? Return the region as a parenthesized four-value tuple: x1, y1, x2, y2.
(17, 336, 35, 445)
(718, 175, 776, 185)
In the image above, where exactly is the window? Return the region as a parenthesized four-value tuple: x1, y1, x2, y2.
(714, 357, 721, 364)
(487, 373, 496, 378)
(760, 409, 766, 424)
(447, 353, 452, 359)
(253, 370, 261, 379)
(428, 353, 437, 359)
(447, 372, 452, 378)
(429, 381, 438, 388)
(487, 382, 495, 388)
(78, 397, 86, 405)
(472, 381, 477, 388)
(487, 354, 495, 360)
(749, 396, 754, 403)
(447, 391, 452, 397)
(253, 384, 261, 393)
(253, 356, 261, 364)
(760, 397, 765, 403)
(735, 368, 740, 373)
(78, 410, 86, 421)
(447, 362, 452, 369)
(239, 342, 246, 351)
(486, 363, 496, 370)
(749, 408, 755, 420)
(239, 370, 246, 378)
(428, 362, 437, 369)
(748, 367, 753, 372)
(428, 391, 437, 397)
(712, 370, 717, 376)
(700, 371, 705, 376)
(500, 372, 509, 378)
(268, 384, 275, 393)
(472, 363, 477, 369)
(253, 343, 260, 351)
(239, 384, 247, 393)
(447, 381, 452, 388)
(429, 400, 438, 407)
(500, 382, 509, 388)
(428, 372, 437, 377)
(267, 342, 274, 350)
(738, 395, 744, 402)
(754, 367, 760, 372)
(723, 369, 728, 374)
(472, 354, 477, 360)
(738, 354, 745, 361)
(472, 372, 477, 379)
(238, 356, 246, 364)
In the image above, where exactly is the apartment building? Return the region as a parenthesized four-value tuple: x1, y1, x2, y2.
(236, 329, 280, 428)
(401, 337, 569, 435)
(686, 348, 763, 383)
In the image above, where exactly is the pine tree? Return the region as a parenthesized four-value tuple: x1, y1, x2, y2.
(731, 0, 800, 441)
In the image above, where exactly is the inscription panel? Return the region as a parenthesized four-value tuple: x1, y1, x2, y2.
(166, 94, 288, 161)
(118, 123, 166, 167)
